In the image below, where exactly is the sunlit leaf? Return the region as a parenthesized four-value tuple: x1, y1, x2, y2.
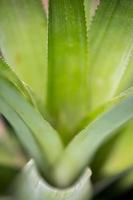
(53, 89, 133, 187)
(90, 0, 133, 110)
(47, 0, 90, 142)
(76, 87, 133, 132)
(0, 0, 47, 104)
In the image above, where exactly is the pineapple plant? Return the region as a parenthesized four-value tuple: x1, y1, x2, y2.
(0, 0, 133, 199)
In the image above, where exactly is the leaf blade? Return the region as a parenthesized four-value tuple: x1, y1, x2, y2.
(0, 0, 47, 103)
(0, 77, 64, 169)
(53, 90, 133, 187)
(90, 0, 133, 109)
(0, 59, 36, 107)
(47, 0, 90, 141)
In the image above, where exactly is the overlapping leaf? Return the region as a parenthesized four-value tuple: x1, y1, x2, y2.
(53, 89, 133, 187)
(0, 0, 133, 199)
(90, 0, 133, 110)
(47, 0, 90, 142)
(117, 56, 133, 93)
(0, 0, 47, 104)
(76, 87, 133, 132)
(0, 59, 63, 181)
(14, 160, 92, 200)
(0, 59, 36, 107)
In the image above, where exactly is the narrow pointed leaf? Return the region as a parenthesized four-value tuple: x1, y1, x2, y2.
(53, 90, 133, 187)
(47, 0, 89, 141)
(90, 0, 133, 109)
(0, 0, 47, 103)
(0, 97, 48, 174)
(14, 160, 92, 200)
(77, 87, 133, 132)
(0, 77, 63, 180)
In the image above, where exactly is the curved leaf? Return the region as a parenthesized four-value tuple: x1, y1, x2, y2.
(0, 97, 47, 174)
(76, 87, 133, 132)
(13, 160, 92, 200)
(53, 90, 133, 187)
(0, 77, 63, 181)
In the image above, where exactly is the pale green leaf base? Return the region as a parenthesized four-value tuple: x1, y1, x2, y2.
(13, 160, 92, 200)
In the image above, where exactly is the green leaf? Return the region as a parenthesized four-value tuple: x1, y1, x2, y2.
(90, 0, 133, 110)
(117, 55, 133, 93)
(0, 59, 37, 107)
(53, 89, 133, 187)
(91, 121, 133, 195)
(101, 120, 133, 176)
(84, 0, 91, 30)
(47, 0, 90, 142)
(76, 87, 133, 132)
(0, 0, 47, 104)
(0, 77, 63, 181)
(13, 160, 92, 200)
